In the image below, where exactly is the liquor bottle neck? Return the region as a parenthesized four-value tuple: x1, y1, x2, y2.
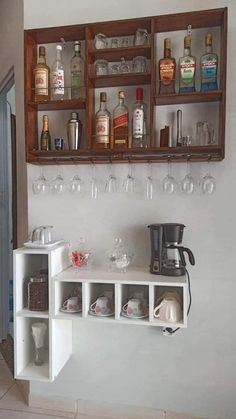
(38, 56, 46, 64)
(100, 101, 107, 111)
(43, 122, 49, 131)
(56, 50, 62, 62)
(119, 98, 124, 106)
(164, 48, 171, 58)
(206, 45, 212, 53)
(184, 47, 190, 56)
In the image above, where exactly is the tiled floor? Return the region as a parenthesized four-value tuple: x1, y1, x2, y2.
(0, 352, 203, 419)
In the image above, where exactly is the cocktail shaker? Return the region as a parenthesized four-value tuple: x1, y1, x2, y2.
(67, 112, 82, 150)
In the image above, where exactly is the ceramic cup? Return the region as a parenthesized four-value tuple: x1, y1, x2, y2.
(122, 298, 146, 318)
(63, 296, 80, 311)
(90, 296, 113, 315)
(153, 297, 182, 323)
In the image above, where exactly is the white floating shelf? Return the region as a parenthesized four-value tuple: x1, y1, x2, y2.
(54, 266, 187, 286)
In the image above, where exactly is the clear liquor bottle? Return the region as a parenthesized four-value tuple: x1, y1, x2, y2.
(179, 35, 196, 93)
(200, 33, 218, 91)
(33, 46, 50, 102)
(158, 38, 176, 94)
(94, 92, 111, 149)
(113, 91, 129, 149)
(70, 41, 86, 99)
(52, 45, 65, 100)
(40, 115, 51, 151)
(132, 87, 147, 148)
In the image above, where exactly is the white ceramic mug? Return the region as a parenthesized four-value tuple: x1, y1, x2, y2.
(122, 298, 146, 317)
(90, 296, 113, 315)
(156, 291, 181, 306)
(154, 297, 182, 323)
(63, 296, 79, 311)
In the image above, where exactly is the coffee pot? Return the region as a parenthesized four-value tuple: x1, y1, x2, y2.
(148, 223, 195, 276)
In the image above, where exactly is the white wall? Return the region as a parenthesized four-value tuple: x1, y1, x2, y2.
(0, 0, 27, 246)
(24, 1, 236, 418)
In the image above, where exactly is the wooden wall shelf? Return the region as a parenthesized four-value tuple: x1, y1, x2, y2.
(24, 7, 227, 164)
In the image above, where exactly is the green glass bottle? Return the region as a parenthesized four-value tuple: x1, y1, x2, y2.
(40, 115, 51, 151)
(179, 35, 196, 93)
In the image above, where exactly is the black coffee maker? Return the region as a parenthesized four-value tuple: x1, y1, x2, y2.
(148, 223, 195, 276)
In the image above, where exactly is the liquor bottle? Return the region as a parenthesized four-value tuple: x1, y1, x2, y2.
(40, 115, 51, 151)
(179, 35, 196, 93)
(200, 33, 218, 91)
(52, 45, 65, 100)
(113, 91, 129, 149)
(70, 41, 86, 99)
(33, 46, 50, 102)
(158, 38, 176, 94)
(132, 87, 147, 148)
(94, 92, 111, 149)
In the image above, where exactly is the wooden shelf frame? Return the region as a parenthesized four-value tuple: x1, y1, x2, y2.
(24, 7, 227, 164)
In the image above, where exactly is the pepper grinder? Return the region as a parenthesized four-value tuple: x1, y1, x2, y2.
(67, 112, 83, 150)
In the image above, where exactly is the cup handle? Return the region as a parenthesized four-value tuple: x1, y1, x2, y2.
(63, 299, 69, 308)
(90, 301, 97, 312)
(153, 302, 163, 318)
(122, 302, 128, 313)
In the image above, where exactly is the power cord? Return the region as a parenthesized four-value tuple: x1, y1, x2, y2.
(164, 268, 192, 335)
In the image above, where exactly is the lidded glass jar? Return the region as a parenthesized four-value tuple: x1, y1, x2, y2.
(69, 237, 92, 271)
(106, 237, 134, 273)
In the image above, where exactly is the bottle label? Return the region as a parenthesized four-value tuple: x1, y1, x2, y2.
(53, 69, 65, 94)
(133, 109, 144, 137)
(35, 69, 48, 95)
(180, 58, 196, 85)
(201, 57, 217, 79)
(160, 62, 175, 86)
(114, 112, 128, 129)
(71, 71, 82, 88)
(96, 116, 110, 144)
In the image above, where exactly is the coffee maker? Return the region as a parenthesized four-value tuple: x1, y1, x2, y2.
(148, 223, 195, 276)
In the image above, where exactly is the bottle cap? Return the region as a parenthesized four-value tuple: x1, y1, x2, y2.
(100, 92, 107, 102)
(205, 33, 212, 46)
(119, 91, 125, 99)
(164, 38, 171, 50)
(39, 46, 45, 56)
(71, 112, 78, 120)
(74, 41, 81, 50)
(43, 115, 49, 121)
(56, 45, 62, 51)
(136, 87, 143, 100)
(184, 35, 191, 49)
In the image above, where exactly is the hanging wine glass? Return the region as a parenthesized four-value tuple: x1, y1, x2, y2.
(50, 166, 66, 194)
(105, 162, 118, 194)
(123, 162, 135, 193)
(162, 159, 178, 194)
(68, 165, 84, 194)
(90, 163, 99, 199)
(32, 168, 50, 195)
(145, 162, 153, 200)
(181, 157, 195, 195)
(200, 156, 216, 195)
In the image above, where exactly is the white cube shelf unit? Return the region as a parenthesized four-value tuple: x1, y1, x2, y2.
(54, 266, 188, 328)
(14, 244, 188, 382)
(14, 245, 72, 382)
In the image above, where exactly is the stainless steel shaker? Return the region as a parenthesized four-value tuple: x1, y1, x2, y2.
(67, 112, 82, 150)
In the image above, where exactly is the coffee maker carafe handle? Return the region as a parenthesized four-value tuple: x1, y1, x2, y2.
(179, 246, 195, 266)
